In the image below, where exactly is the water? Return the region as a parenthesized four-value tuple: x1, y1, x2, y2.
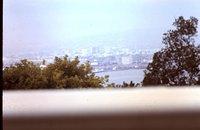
(96, 69, 145, 84)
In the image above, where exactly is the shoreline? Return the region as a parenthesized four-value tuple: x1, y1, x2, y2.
(94, 68, 145, 74)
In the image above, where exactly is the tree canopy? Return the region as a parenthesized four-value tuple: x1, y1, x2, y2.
(143, 16, 200, 86)
(3, 56, 109, 89)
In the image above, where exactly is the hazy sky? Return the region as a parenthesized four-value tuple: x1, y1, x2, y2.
(3, 0, 200, 55)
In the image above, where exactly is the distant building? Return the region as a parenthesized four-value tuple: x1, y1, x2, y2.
(121, 55, 133, 65)
(91, 62, 98, 66)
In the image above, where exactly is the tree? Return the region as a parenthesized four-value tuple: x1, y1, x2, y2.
(42, 55, 109, 89)
(143, 16, 200, 86)
(3, 56, 109, 89)
(3, 59, 45, 89)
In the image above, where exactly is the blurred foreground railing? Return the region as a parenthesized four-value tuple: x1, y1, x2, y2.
(3, 87, 200, 130)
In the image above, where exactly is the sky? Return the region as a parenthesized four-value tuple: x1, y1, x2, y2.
(3, 0, 200, 56)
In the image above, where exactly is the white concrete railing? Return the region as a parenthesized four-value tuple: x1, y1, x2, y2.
(3, 87, 200, 130)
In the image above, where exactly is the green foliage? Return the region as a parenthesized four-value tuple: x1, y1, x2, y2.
(3, 59, 45, 89)
(3, 56, 109, 89)
(143, 16, 200, 86)
(106, 81, 139, 88)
